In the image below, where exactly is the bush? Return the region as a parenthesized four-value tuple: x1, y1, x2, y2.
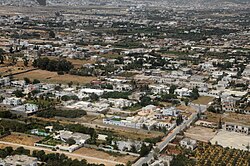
(36, 109, 87, 118)
(57, 71, 64, 75)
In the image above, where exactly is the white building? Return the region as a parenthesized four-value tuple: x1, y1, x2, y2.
(224, 123, 250, 135)
(108, 98, 133, 108)
(55, 130, 91, 145)
(162, 107, 180, 117)
(11, 103, 38, 116)
(2, 97, 22, 106)
(175, 88, 192, 97)
(0, 77, 10, 86)
(180, 138, 197, 150)
(0, 155, 38, 166)
(149, 85, 170, 94)
(141, 105, 157, 113)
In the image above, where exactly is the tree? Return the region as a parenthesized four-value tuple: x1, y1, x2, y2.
(14, 147, 30, 155)
(23, 57, 29, 67)
(130, 144, 137, 153)
(68, 81, 73, 88)
(9, 47, 14, 53)
(169, 85, 177, 94)
(13, 90, 25, 98)
(113, 141, 119, 150)
(246, 143, 250, 152)
(184, 98, 189, 106)
(216, 117, 222, 130)
(4, 147, 13, 155)
(140, 143, 151, 157)
(10, 56, 17, 65)
(106, 134, 113, 145)
(176, 115, 183, 126)
(89, 93, 99, 102)
(33, 79, 40, 84)
(24, 77, 31, 85)
(49, 30, 56, 38)
(66, 138, 76, 146)
(61, 95, 71, 101)
(191, 87, 199, 100)
(0, 48, 4, 64)
(140, 96, 152, 107)
(170, 154, 195, 166)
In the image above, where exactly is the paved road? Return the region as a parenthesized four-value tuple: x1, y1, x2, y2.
(133, 112, 198, 166)
(0, 141, 123, 166)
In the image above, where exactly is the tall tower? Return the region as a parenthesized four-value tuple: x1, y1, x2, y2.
(37, 0, 46, 6)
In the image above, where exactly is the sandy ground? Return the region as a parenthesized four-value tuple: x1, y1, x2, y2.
(210, 130, 250, 151)
(192, 96, 214, 105)
(75, 147, 137, 164)
(0, 133, 43, 146)
(14, 69, 97, 84)
(184, 126, 217, 142)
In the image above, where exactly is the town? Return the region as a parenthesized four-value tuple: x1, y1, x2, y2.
(0, 0, 249, 166)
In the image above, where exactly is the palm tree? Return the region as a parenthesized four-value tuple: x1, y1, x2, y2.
(0, 48, 4, 64)
(11, 56, 17, 65)
(22, 56, 29, 67)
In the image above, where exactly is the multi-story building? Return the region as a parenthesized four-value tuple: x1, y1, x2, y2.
(224, 122, 250, 135)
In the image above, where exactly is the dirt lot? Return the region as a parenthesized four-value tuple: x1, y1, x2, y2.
(210, 130, 250, 151)
(75, 147, 137, 164)
(222, 113, 250, 126)
(184, 126, 217, 142)
(14, 69, 97, 84)
(0, 62, 33, 77)
(177, 105, 196, 116)
(192, 96, 215, 105)
(0, 133, 43, 146)
(205, 112, 250, 126)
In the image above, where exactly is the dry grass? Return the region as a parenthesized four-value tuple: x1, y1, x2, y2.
(222, 113, 250, 126)
(14, 69, 97, 84)
(177, 105, 196, 114)
(0, 62, 33, 77)
(0, 133, 43, 146)
(192, 96, 215, 105)
(204, 112, 221, 123)
(205, 112, 250, 126)
(74, 147, 136, 164)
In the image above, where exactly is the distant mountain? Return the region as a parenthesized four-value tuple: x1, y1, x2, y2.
(0, 0, 249, 8)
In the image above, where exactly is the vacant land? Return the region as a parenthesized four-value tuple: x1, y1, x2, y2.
(210, 130, 250, 151)
(177, 105, 196, 114)
(205, 112, 250, 126)
(0, 133, 43, 146)
(184, 126, 217, 142)
(192, 96, 215, 105)
(14, 69, 97, 84)
(75, 147, 136, 164)
(0, 64, 33, 77)
(222, 113, 250, 126)
(204, 112, 221, 123)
